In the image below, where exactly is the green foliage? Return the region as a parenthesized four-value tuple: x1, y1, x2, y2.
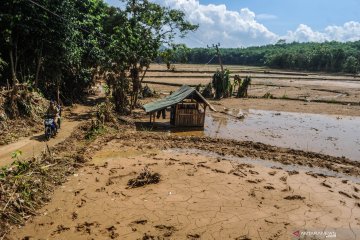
(11, 150, 22, 160)
(263, 92, 274, 99)
(172, 41, 360, 74)
(85, 120, 105, 140)
(236, 76, 251, 98)
(0, 0, 196, 111)
(0, 0, 108, 100)
(201, 83, 213, 98)
(159, 44, 190, 69)
(103, 0, 198, 113)
(0, 151, 29, 179)
(281, 92, 289, 99)
(212, 69, 231, 99)
(343, 56, 359, 73)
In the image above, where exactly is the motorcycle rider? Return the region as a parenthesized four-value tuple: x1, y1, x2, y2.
(46, 100, 60, 131)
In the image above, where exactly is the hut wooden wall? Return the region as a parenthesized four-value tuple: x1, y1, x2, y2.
(175, 108, 205, 127)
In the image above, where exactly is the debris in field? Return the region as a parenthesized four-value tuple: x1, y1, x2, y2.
(247, 179, 263, 184)
(306, 172, 327, 178)
(249, 189, 256, 197)
(280, 176, 287, 182)
(212, 168, 226, 173)
(284, 195, 305, 200)
(187, 233, 201, 239)
(249, 170, 259, 175)
(321, 182, 332, 188)
(142, 233, 156, 240)
(106, 226, 119, 239)
(127, 167, 160, 188)
(76, 221, 100, 234)
(52, 225, 70, 235)
(131, 220, 148, 225)
(339, 191, 352, 198)
(287, 170, 299, 176)
(268, 171, 277, 176)
(155, 225, 177, 237)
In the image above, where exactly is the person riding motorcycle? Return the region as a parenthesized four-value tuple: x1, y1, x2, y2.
(46, 100, 60, 130)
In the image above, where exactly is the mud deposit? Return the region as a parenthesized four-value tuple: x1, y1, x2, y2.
(9, 142, 360, 240)
(172, 110, 360, 161)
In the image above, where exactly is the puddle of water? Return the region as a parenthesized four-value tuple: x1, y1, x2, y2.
(168, 109, 360, 161)
(166, 148, 360, 183)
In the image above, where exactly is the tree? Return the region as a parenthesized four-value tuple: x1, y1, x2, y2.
(104, 0, 197, 113)
(0, 0, 108, 101)
(343, 56, 359, 74)
(159, 44, 189, 70)
(172, 41, 360, 74)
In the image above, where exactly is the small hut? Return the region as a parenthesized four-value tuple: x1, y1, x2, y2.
(143, 85, 215, 128)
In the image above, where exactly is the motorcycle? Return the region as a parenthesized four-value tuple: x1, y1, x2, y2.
(44, 114, 58, 141)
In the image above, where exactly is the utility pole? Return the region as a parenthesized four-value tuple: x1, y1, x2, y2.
(207, 43, 224, 72)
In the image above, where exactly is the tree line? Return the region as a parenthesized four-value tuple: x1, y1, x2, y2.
(0, 0, 196, 112)
(172, 41, 360, 74)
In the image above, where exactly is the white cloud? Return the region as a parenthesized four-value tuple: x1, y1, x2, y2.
(284, 24, 328, 42)
(324, 21, 360, 42)
(157, 0, 278, 47)
(151, 0, 360, 47)
(283, 22, 360, 43)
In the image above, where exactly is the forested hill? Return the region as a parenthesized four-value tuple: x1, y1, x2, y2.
(177, 41, 360, 74)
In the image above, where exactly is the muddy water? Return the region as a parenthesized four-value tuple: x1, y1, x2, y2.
(166, 148, 360, 183)
(172, 110, 360, 161)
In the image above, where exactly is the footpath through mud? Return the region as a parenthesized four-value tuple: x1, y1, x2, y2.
(0, 97, 100, 167)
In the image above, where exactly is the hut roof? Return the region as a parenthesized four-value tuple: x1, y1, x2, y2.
(143, 85, 216, 113)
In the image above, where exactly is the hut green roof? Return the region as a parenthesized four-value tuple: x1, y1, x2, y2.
(143, 85, 215, 113)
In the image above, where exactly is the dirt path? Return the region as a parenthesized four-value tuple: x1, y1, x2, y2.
(0, 98, 97, 167)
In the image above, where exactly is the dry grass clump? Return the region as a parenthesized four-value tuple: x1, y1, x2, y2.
(127, 167, 161, 188)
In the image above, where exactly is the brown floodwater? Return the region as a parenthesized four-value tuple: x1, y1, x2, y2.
(165, 148, 360, 183)
(170, 109, 360, 161)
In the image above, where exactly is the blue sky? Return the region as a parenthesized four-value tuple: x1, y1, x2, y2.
(105, 0, 360, 47)
(199, 0, 360, 35)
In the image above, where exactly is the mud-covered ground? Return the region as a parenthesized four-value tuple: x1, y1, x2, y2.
(9, 129, 360, 240)
(141, 64, 360, 161)
(3, 65, 360, 239)
(145, 64, 360, 105)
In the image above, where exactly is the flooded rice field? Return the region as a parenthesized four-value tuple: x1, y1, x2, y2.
(172, 109, 360, 161)
(166, 148, 360, 183)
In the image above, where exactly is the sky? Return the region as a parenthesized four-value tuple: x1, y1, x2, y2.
(105, 0, 360, 47)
